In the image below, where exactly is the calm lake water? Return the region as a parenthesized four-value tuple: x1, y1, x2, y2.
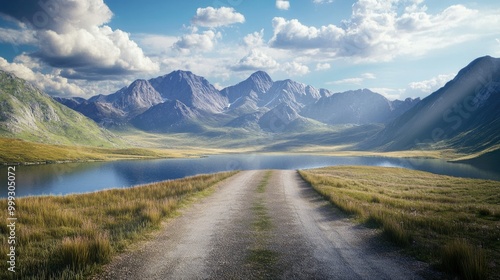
(1, 154, 499, 198)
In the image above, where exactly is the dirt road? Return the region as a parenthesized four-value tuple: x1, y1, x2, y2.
(97, 170, 431, 279)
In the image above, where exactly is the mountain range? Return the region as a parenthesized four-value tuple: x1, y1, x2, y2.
(55, 69, 420, 135)
(1, 56, 498, 157)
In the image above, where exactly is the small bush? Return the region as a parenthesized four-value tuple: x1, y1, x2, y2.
(441, 239, 488, 280)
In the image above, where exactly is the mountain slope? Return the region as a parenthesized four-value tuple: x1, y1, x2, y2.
(96, 79, 163, 116)
(259, 79, 321, 111)
(0, 70, 119, 147)
(365, 56, 500, 152)
(149, 70, 228, 113)
(221, 71, 273, 115)
(221, 71, 274, 103)
(131, 100, 202, 132)
(302, 89, 419, 125)
(56, 79, 162, 126)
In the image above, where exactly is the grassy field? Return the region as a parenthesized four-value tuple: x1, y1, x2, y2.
(0, 137, 228, 164)
(0, 171, 237, 279)
(299, 166, 500, 280)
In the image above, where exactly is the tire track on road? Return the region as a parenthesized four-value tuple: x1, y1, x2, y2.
(97, 169, 432, 279)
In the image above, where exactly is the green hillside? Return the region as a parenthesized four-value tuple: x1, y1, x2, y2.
(0, 70, 121, 147)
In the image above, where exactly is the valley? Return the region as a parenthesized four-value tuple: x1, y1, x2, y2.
(0, 55, 499, 279)
(2, 56, 499, 167)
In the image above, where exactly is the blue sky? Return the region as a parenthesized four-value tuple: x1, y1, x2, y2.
(0, 0, 499, 100)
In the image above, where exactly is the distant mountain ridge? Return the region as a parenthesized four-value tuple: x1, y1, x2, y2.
(364, 55, 500, 153)
(2, 55, 498, 156)
(55, 69, 418, 133)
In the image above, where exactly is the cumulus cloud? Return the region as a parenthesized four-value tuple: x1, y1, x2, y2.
(232, 49, 279, 71)
(0, 27, 37, 45)
(0, 56, 85, 96)
(191, 7, 245, 28)
(134, 34, 178, 55)
(269, 1, 486, 61)
(243, 29, 265, 48)
(173, 30, 221, 53)
(406, 73, 455, 97)
(283, 61, 310, 76)
(315, 63, 331, 71)
(276, 1, 290, 10)
(371, 73, 456, 100)
(0, 0, 158, 81)
(0, 0, 113, 32)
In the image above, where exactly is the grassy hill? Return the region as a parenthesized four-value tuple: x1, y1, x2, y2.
(0, 70, 121, 147)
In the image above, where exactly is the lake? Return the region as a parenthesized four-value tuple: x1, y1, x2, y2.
(1, 154, 499, 198)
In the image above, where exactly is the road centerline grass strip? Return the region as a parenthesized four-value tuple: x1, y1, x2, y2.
(247, 170, 279, 277)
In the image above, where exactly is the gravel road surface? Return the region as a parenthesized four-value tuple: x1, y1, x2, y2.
(96, 170, 432, 279)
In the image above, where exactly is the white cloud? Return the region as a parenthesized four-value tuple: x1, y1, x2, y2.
(406, 73, 455, 97)
(276, 0, 290, 10)
(283, 61, 310, 76)
(370, 72, 456, 100)
(369, 87, 405, 100)
(243, 29, 265, 48)
(0, 0, 158, 81)
(327, 72, 375, 85)
(269, 1, 491, 61)
(0, 27, 36, 45)
(232, 49, 279, 71)
(134, 34, 178, 55)
(328, 77, 363, 85)
(191, 7, 245, 28)
(315, 63, 331, 71)
(173, 30, 221, 53)
(0, 56, 85, 96)
(313, 0, 334, 3)
(37, 26, 159, 76)
(361, 72, 376, 79)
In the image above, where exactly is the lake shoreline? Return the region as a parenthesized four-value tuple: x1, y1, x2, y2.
(2, 153, 499, 199)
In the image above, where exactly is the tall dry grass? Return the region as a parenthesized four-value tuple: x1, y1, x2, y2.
(0, 171, 236, 279)
(299, 166, 499, 280)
